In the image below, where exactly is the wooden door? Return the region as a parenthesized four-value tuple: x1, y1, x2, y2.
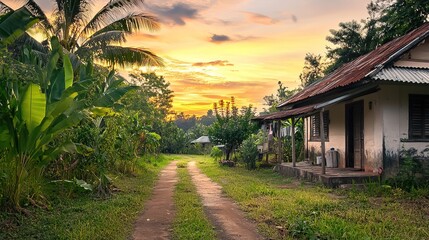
(346, 101, 364, 169)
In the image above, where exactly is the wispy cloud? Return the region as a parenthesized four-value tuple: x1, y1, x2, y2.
(192, 60, 234, 67)
(243, 12, 279, 25)
(133, 33, 159, 40)
(144, 2, 199, 26)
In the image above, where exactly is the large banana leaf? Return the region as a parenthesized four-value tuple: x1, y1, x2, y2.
(64, 54, 73, 89)
(0, 7, 39, 46)
(0, 122, 10, 148)
(48, 52, 74, 101)
(20, 83, 46, 134)
(94, 85, 137, 107)
(39, 140, 78, 167)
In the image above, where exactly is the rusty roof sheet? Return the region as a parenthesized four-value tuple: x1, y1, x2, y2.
(251, 112, 279, 121)
(256, 104, 317, 121)
(279, 23, 429, 107)
(372, 67, 429, 83)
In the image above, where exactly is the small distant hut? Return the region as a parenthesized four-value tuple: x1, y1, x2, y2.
(190, 136, 212, 148)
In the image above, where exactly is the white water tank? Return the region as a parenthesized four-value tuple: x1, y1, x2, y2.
(326, 148, 339, 168)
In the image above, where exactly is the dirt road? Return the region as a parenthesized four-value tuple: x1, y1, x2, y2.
(132, 159, 262, 239)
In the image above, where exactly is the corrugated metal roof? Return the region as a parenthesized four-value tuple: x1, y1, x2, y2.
(191, 136, 210, 144)
(279, 23, 429, 108)
(254, 104, 317, 121)
(372, 67, 429, 83)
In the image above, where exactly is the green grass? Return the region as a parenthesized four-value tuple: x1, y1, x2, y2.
(0, 154, 174, 240)
(195, 155, 429, 240)
(172, 157, 216, 240)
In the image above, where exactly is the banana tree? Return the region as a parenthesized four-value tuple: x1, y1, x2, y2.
(0, 6, 39, 47)
(0, 36, 135, 210)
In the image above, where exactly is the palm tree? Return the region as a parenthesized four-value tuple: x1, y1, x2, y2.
(1, 0, 163, 68)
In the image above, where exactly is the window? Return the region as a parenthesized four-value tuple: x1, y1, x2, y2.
(409, 95, 429, 140)
(310, 111, 329, 141)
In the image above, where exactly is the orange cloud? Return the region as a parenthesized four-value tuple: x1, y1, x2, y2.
(192, 60, 234, 67)
(243, 12, 279, 25)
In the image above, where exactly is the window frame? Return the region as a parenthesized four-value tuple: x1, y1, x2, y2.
(408, 94, 429, 141)
(309, 111, 329, 141)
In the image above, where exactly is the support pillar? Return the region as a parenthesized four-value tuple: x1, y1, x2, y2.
(291, 117, 296, 167)
(276, 120, 282, 163)
(320, 109, 326, 175)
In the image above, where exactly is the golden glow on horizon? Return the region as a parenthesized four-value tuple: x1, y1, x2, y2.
(126, 0, 372, 116)
(4, 0, 372, 116)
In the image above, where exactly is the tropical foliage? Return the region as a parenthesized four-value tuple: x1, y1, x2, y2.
(299, 53, 326, 87)
(210, 146, 223, 162)
(0, 2, 169, 212)
(0, 34, 137, 209)
(208, 97, 258, 160)
(1, 0, 163, 68)
(238, 135, 259, 170)
(262, 81, 299, 113)
(325, 0, 429, 72)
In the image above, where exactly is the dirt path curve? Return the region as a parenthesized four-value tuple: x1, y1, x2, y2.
(187, 161, 263, 240)
(132, 161, 178, 240)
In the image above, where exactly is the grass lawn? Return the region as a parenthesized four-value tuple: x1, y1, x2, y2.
(0, 155, 173, 240)
(172, 156, 216, 240)
(195, 155, 429, 240)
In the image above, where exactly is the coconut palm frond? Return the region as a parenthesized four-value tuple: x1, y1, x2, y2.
(63, 0, 91, 27)
(7, 33, 48, 62)
(22, 0, 53, 34)
(0, 7, 39, 46)
(96, 45, 164, 68)
(54, 0, 90, 45)
(81, 30, 126, 49)
(90, 13, 159, 36)
(17, 32, 49, 53)
(81, 0, 145, 34)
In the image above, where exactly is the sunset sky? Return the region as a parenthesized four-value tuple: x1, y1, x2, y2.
(8, 0, 372, 116)
(131, 0, 372, 116)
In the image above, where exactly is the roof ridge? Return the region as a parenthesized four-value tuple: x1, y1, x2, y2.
(278, 22, 429, 108)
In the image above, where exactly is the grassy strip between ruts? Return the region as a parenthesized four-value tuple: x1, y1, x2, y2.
(0, 155, 173, 240)
(172, 157, 216, 240)
(195, 155, 429, 240)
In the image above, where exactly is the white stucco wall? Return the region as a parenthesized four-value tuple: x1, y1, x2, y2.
(304, 104, 346, 167)
(379, 84, 429, 165)
(304, 84, 429, 175)
(305, 91, 383, 172)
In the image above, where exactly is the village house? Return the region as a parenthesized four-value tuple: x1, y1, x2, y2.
(257, 23, 429, 186)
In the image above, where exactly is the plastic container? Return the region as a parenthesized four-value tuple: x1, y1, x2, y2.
(316, 156, 322, 165)
(326, 148, 339, 168)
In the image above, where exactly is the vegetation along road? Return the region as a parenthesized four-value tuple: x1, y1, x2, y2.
(2, 154, 429, 239)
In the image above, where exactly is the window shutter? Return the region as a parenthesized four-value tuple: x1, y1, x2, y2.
(323, 111, 329, 139)
(310, 111, 329, 140)
(311, 115, 320, 138)
(409, 95, 429, 140)
(424, 97, 429, 138)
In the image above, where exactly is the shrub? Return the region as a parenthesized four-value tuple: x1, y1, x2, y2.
(210, 146, 223, 162)
(239, 135, 259, 170)
(388, 154, 429, 192)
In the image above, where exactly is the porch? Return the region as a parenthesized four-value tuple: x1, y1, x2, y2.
(276, 162, 380, 188)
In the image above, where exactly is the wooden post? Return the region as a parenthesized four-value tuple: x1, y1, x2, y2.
(277, 120, 282, 163)
(291, 117, 296, 167)
(320, 109, 326, 175)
